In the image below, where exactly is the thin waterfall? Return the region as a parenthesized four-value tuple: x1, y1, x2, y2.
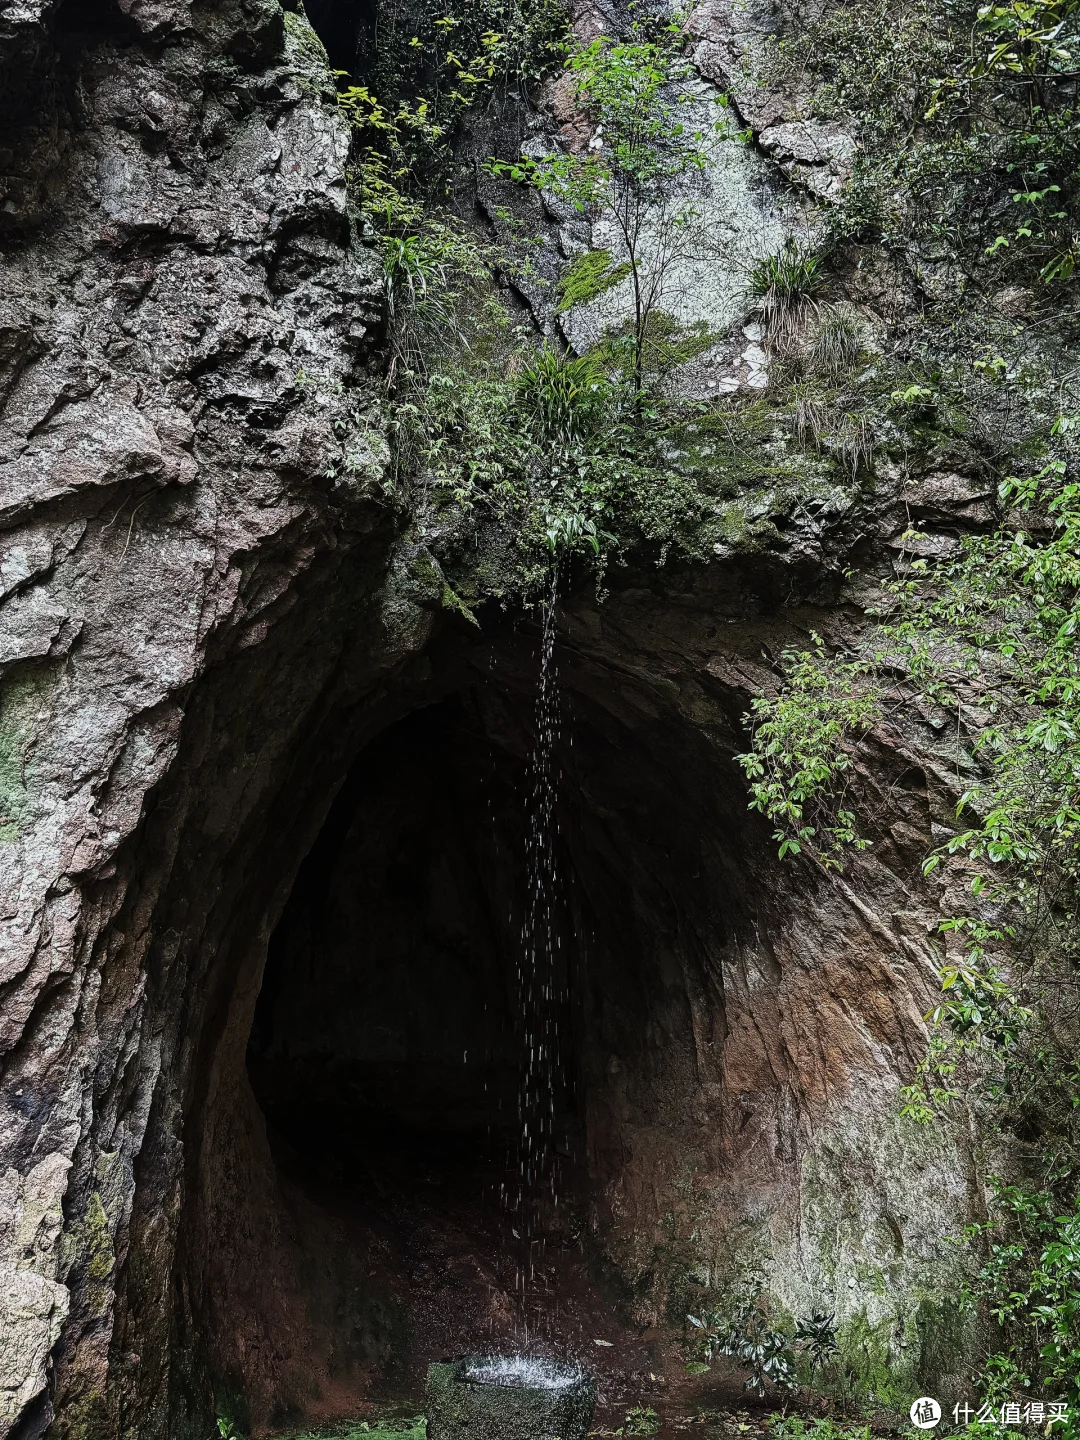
(513, 562, 565, 1293)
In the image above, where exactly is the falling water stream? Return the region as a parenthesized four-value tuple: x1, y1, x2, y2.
(512, 562, 566, 1297)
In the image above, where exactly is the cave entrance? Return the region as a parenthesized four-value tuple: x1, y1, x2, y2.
(248, 696, 546, 1184)
(242, 673, 598, 1405)
(234, 621, 751, 1404)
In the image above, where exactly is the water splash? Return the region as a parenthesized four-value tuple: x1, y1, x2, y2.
(513, 562, 565, 1289)
(463, 1355, 585, 1391)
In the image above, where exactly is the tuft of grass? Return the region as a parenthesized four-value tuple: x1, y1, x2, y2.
(749, 241, 826, 354)
(808, 305, 862, 377)
(515, 344, 614, 445)
(749, 242, 825, 301)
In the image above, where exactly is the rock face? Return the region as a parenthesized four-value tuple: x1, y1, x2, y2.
(0, 2, 986, 1438)
(0, 3, 408, 1435)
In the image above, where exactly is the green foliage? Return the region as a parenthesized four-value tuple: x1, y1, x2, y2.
(398, 342, 628, 585)
(793, 1311, 841, 1375)
(760, 0, 1080, 285)
(331, 0, 573, 403)
(516, 345, 613, 450)
(621, 1406, 661, 1436)
(406, 342, 868, 597)
(688, 1295, 837, 1395)
(379, 216, 496, 384)
(878, 415, 1080, 1406)
(689, 1294, 798, 1393)
(961, 1182, 1080, 1415)
(489, 19, 727, 391)
(340, 0, 570, 206)
(887, 445, 1080, 893)
(740, 402, 1080, 1410)
(736, 634, 881, 868)
(769, 1419, 871, 1440)
(276, 1420, 425, 1440)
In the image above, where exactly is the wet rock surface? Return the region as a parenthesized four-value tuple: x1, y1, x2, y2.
(426, 1357, 597, 1440)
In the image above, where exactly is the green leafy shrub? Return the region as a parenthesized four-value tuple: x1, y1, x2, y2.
(689, 1293, 798, 1393)
(689, 1294, 839, 1396)
(621, 1405, 661, 1436)
(515, 346, 614, 448)
(340, 0, 570, 205)
(794, 1310, 840, 1376)
(380, 219, 496, 384)
(736, 634, 881, 867)
(769, 1419, 871, 1440)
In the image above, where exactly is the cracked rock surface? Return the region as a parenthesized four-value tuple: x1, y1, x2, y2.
(0, 4, 409, 1434)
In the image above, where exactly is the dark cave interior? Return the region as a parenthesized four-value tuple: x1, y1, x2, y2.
(293, 0, 378, 76)
(246, 689, 582, 1291)
(248, 698, 551, 1178)
(239, 634, 755, 1386)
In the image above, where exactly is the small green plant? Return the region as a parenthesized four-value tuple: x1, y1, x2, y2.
(216, 1421, 241, 1440)
(749, 242, 826, 354)
(622, 1405, 661, 1436)
(277, 1417, 426, 1440)
(749, 242, 826, 301)
(793, 1310, 839, 1375)
(380, 220, 494, 385)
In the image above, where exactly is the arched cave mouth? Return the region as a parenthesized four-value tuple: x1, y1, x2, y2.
(234, 618, 761, 1402)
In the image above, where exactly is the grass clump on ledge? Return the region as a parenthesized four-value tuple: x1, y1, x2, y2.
(749, 241, 827, 353)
